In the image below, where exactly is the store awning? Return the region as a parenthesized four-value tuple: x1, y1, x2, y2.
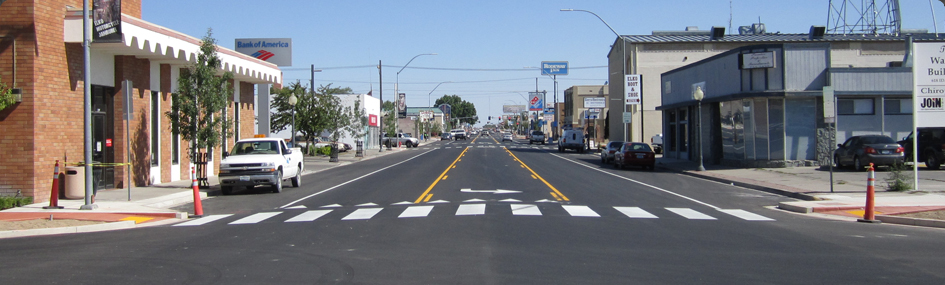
(64, 12, 281, 85)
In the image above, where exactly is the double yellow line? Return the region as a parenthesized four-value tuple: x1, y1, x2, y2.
(504, 148, 570, 202)
(414, 147, 469, 203)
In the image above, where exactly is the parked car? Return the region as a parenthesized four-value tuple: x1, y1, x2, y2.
(613, 142, 656, 170)
(502, 133, 513, 142)
(600, 141, 625, 164)
(898, 127, 945, 170)
(383, 133, 420, 148)
(529, 130, 546, 145)
(558, 129, 585, 153)
(651, 134, 664, 154)
(835, 135, 905, 171)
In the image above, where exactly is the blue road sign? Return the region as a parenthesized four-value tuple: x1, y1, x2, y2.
(541, 61, 569, 75)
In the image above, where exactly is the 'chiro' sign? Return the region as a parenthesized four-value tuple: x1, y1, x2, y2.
(913, 42, 945, 127)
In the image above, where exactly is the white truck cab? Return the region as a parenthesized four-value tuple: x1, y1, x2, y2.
(218, 138, 303, 195)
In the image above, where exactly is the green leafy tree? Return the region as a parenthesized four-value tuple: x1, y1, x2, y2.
(345, 100, 368, 141)
(270, 83, 352, 143)
(382, 100, 396, 136)
(434, 95, 477, 125)
(269, 81, 312, 142)
(166, 29, 233, 162)
(0, 76, 14, 111)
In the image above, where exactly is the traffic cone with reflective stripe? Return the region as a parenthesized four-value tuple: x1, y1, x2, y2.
(191, 166, 204, 217)
(858, 163, 881, 223)
(44, 160, 64, 209)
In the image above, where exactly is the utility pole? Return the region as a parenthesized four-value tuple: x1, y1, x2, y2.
(378, 60, 384, 152)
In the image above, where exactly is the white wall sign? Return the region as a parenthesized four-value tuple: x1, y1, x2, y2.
(740, 51, 776, 69)
(912, 42, 945, 128)
(235, 38, 293, 66)
(625, 74, 641, 105)
(584, 97, 606, 108)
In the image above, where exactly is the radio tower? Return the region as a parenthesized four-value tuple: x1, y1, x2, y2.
(827, 0, 901, 35)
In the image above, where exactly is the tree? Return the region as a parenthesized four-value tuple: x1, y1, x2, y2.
(382, 100, 396, 136)
(0, 76, 14, 111)
(269, 81, 312, 142)
(434, 95, 477, 125)
(344, 100, 367, 141)
(270, 83, 352, 144)
(166, 29, 233, 163)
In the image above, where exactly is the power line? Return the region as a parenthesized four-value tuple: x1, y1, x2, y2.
(283, 65, 607, 72)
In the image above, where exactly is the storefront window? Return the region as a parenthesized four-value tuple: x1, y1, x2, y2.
(768, 99, 785, 160)
(151, 91, 159, 166)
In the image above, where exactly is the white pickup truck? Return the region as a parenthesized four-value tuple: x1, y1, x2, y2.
(218, 138, 304, 195)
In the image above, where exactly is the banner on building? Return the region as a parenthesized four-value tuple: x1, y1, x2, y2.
(235, 38, 293, 66)
(369, 114, 379, 127)
(584, 97, 606, 108)
(625, 74, 641, 105)
(92, 0, 122, 43)
(912, 42, 945, 127)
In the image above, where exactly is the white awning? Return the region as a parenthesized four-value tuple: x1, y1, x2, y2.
(65, 12, 281, 85)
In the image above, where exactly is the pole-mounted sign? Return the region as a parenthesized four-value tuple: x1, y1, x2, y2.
(541, 61, 569, 75)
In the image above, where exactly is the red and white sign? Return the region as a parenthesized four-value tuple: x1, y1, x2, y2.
(105, 138, 113, 147)
(369, 114, 379, 127)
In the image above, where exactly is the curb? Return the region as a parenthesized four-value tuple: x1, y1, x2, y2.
(876, 214, 945, 228)
(0, 220, 137, 239)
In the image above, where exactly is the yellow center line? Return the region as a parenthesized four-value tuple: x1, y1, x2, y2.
(504, 149, 570, 201)
(414, 147, 470, 203)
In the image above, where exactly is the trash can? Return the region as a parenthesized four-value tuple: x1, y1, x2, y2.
(64, 166, 85, 199)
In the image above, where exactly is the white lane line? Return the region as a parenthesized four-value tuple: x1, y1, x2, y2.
(511, 204, 542, 216)
(229, 212, 282, 225)
(356, 202, 379, 207)
(398, 206, 434, 218)
(174, 214, 233, 226)
(666, 208, 717, 220)
(279, 149, 435, 209)
(284, 210, 333, 222)
(718, 209, 775, 221)
(613, 207, 658, 219)
(341, 208, 383, 220)
(550, 152, 721, 210)
(561, 205, 601, 217)
(456, 204, 486, 216)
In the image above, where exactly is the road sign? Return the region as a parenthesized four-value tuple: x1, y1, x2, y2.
(541, 61, 569, 75)
(625, 74, 642, 105)
(623, 112, 633, 123)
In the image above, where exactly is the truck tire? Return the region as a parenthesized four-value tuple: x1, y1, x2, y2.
(221, 186, 233, 195)
(271, 170, 283, 193)
(926, 152, 942, 170)
(291, 167, 301, 188)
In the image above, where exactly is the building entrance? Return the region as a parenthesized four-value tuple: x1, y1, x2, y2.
(92, 85, 115, 190)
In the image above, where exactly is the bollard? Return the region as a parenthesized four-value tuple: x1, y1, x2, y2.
(44, 160, 64, 209)
(191, 166, 204, 217)
(857, 163, 881, 223)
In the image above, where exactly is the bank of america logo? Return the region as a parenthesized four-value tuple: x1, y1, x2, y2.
(250, 50, 275, 60)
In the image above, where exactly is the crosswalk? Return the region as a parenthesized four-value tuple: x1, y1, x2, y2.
(173, 204, 775, 227)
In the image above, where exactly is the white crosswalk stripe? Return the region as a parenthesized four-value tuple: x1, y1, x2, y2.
(229, 212, 282, 225)
(174, 214, 232, 226)
(511, 204, 542, 216)
(172, 205, 775, 226)
(399, 206, 434, 218)
(613, 207, 658, 219)
(666, 208, 717, 220)
(342, 208, 383, 220)
(718, 209, 776, 221)
(284, 210, 332, 222)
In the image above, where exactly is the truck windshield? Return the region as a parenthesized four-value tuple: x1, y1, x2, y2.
(230, 141, 280, 155)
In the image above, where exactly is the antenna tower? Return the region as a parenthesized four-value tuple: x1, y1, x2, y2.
(827, 0, 901, 35)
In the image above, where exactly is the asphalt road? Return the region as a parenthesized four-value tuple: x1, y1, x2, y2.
(3, 133, 945, 284)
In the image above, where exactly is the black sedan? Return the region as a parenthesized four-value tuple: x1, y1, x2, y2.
(835, 135, 905, 171)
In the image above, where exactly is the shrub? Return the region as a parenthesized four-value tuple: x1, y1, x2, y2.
(885, 163, 913, 191)
(318, 146, 332, 156)
(0, 196, 33, 210)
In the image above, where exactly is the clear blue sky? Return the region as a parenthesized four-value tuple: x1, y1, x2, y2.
(143, 0, 943, 127)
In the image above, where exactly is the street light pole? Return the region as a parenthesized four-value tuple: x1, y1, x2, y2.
(428, 81, 450, 139)
(693, 85, 706, 171)
(289, 92, 298, 148)
(396, 53, 437, 135)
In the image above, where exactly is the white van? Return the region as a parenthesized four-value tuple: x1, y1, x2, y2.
(558, 129, 585, 153)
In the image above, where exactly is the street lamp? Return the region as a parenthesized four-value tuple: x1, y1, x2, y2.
(561, 9, 639, 143)
(428, 81, 450, 139)
(692, 84, 705, 171)
(396, 53, 437, 134)
(288, 92, 298, 148)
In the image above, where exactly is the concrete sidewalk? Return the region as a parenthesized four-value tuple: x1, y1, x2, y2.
(656, 156, 945, 227)
(1, 141, 433, 237)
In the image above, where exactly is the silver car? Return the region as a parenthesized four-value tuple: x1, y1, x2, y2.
(502, 133, 513, 142)
(600, 141, 625, 164)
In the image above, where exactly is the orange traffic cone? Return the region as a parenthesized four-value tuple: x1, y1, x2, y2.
(44, 160, 64, 209)
(858, 163, 881, 223)
(191, 166, 204, 217)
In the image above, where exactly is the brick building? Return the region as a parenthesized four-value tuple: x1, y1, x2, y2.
(0, 0, 282, 202)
